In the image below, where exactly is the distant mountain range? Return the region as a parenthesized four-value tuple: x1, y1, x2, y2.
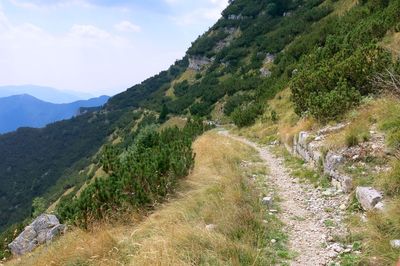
(0, 94, 109, 134)
(0, 85, 95, 104)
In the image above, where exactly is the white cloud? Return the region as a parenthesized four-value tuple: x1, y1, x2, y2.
(114, 21, 141, 33)
(0, 12, 166, 94)
(168, 0, 228, 26)
(69, 24, 111, 39)
(9, 0, 92, 10)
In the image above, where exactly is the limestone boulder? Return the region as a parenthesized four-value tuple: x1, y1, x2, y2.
(8, 214, 66, 256)
(356, 187, 383, 211)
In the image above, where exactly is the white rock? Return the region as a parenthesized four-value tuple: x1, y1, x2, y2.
(356, 187, 383, 210)
(390, 240, 400, 248)
(271, 239, 277, 244)
(360, 214, 368, 223)
(374, 201, 385, 211)
(315, 136, 322, 141)
(329, 243, 343, 253)
(205, 224, 217, 231)
(343, 248, 352, 253)
(262, 196, 273, 207)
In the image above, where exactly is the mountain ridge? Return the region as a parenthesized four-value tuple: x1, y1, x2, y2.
(0, 94, 110, 134)
(0, 85, 96, 104)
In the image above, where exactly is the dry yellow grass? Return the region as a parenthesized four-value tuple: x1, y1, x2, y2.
(6, 228, 120, 266)
(165, 69, 197, 99)
(8, 132, 282, 266)
(159, 116, 187, 131)
(118, 132, 278, 265)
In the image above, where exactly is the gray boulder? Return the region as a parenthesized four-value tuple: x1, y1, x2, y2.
(356, 187, 383, 211)
(8, 214, 66, 256)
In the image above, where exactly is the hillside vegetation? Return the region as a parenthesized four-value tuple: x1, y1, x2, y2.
(7, 132, 287, 266)
(1, 0, 400, 264)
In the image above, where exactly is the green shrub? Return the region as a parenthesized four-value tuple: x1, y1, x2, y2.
(231, 102, 264, 128)
(57, 119, 207, 227)
(31, 197, 46, 218)
(224, 93, 251, 116)
(307, 81, 362, 122)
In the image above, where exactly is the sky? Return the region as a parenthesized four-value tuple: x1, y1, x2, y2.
(0, 0, 229, 96)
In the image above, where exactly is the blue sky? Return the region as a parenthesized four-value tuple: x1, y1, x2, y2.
(0, 0, 228, 95)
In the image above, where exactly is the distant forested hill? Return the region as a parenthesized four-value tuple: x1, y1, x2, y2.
(0, 94, 109, 134)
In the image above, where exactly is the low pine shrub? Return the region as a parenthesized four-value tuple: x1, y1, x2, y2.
(231, 102, 264, 128)
(57, 119, 207, 227)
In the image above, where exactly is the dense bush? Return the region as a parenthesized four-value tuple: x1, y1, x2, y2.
(292, 43, 392, 121)
(224, 93, 252, 116)
(231, 102, 264, 128)
(57, 119, 207, 227)
(290, 1, 400, 121)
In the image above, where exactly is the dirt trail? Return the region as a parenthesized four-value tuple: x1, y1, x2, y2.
(220, 130, 348, 266)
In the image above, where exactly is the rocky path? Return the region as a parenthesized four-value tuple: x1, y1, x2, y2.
(220, 131, 349, 266)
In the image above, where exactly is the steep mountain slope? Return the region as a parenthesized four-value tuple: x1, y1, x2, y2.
(0, 85, 93, 104)
(0, 94, 109, 134)
(1, 0, 400, 264)
(0, 59, 187, 232)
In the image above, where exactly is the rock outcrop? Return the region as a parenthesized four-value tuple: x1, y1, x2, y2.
(8, 214, 66, 256)
(324, 152, 353, 193)
(291, 124, 387, 209)
(260, 68, 272, 77)
(188, 56, 212, 71)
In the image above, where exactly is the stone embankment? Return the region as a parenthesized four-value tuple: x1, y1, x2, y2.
(291, 124, 385, 210)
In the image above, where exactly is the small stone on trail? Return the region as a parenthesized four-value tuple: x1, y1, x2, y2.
(328, 243, 343, 253)
(262, 196, 273, 207)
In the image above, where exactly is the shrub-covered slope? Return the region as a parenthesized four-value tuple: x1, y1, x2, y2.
(1, 0, 400, 260)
